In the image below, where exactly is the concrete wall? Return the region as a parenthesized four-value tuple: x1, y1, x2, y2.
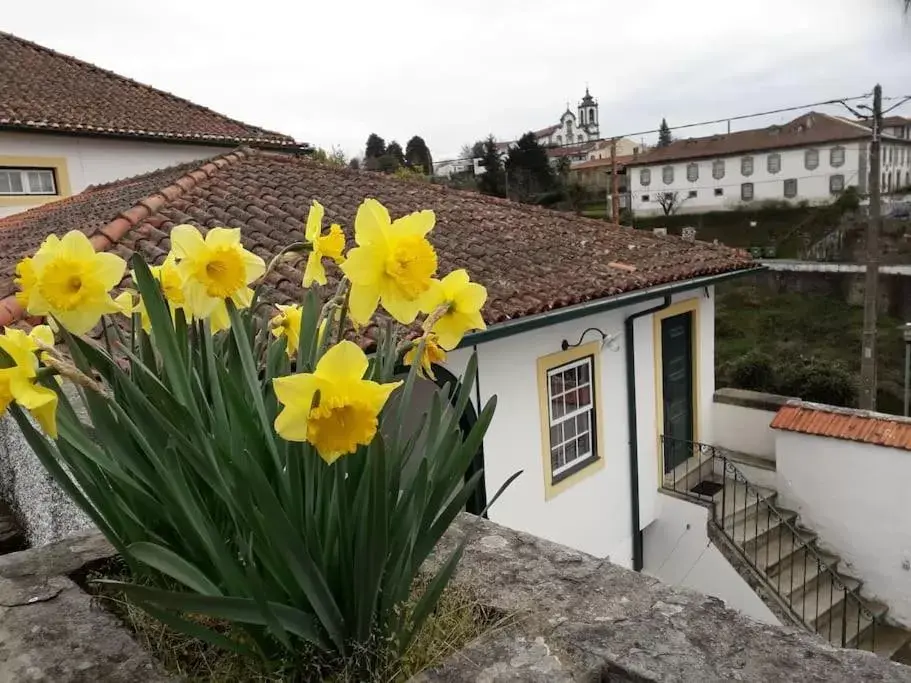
(469, 288, 715, 567)
(775, 430, 911, 627)
(712, 388, 793, 461)
(628, 141, 865, 216)
(0, 131, 232, 217)
(643, 492, 780, 625)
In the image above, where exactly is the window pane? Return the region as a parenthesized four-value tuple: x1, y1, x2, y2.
(640, 169, 651, 186)
(830, 174, 844, 193)
(550, 373, 562, 397)
(712, 160, 725, 179)
(551, 396, 564, 419)
(551, 445, 564, 471)
(805, 149, 819, 170)
(564, 416, 577, 441)
(767, 154, 780, 174)
(578, 360, 590, 384)
(564, 388, 579, 412)
(784, 179, 797, 198)
(741, 156, 753, 176)
(28, 170, 54, 194)
(741, 183, 754, 200)
(686, 163, 698, 182)
(577, 383, 591, 407)
(565, 439, 578, 464)
(0, 172, 10, 194)
(578, 433, 591, 457)
(662, 166, 674, 184)
(830, 146, 845, 168)
(550, 423, 562, 448)
(576, 412, 589, 435)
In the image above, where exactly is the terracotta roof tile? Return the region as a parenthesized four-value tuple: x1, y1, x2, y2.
(770, 401, 911, 451)
(626, 112, 886, 167)
(571, 154, 636, 171)
(0, 31, 297, 148)
(0, 148, 757, 334)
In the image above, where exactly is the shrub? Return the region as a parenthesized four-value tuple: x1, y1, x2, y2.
(774, 356, 856, 406)
(7, 200, 508, 677)
(725, 350, 776, 393)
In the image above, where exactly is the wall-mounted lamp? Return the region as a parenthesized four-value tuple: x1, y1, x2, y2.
(561, 327, 621, 353)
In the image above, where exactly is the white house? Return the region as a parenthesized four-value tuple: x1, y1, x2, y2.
(0, 31, 299, 218)
(626, 112, 911, 216)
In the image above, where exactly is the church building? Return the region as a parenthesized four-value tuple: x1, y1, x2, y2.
(534, 88, 600, 148)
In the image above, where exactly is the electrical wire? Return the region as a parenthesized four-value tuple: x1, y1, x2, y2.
(433, 93, 875, 167)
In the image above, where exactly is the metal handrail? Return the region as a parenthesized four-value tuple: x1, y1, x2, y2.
(659, 436, 880, 652)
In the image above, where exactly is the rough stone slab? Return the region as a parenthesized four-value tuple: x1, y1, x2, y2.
(415, 514, 911, 682)
(0, 572, 170, 682)
(0, 532, 114, 580)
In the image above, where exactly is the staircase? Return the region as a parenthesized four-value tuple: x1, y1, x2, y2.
(662, 438, 911, 662)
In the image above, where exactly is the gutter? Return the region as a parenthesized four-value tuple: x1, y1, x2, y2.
(624, 296, 671, 572)
(459, 266, 763, 349)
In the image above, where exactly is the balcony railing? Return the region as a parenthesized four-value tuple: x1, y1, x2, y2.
(659, 436, 882, 653)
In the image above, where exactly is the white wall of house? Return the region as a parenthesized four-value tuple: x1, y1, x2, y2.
(775, 431, 911, 627)
(627, 141, 865, 216)
(0, 131, 233, 217)
(713, 402, 778, 461)
(643, 492, 780, 625)
(456, 288, 715, 568)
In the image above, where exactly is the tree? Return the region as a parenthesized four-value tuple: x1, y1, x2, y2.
(505, 132, 556, 203)
(386, 141, 405, 167)
(655, 191, 686, 216)
(658, 118, 672, 148)
(348, 157, 361, 170)
(365, 133, 386, 160)
(475, 136, 506, 197)
(311, 146, 347, 167)
(405, 136, 434, 175)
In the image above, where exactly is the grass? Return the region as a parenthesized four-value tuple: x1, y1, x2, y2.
(78, 558, 512, 682)
(715, 281, 906, 413)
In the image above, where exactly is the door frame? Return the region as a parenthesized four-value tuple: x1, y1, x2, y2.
(652, 298, 701, 483)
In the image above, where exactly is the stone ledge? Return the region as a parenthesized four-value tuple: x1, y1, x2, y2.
(416, 515, 911, 682)
(714, 387, 797, 412)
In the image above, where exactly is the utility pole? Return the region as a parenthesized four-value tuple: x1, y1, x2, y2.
(859, 84, 883, 410)
(610, 138, 620, 224)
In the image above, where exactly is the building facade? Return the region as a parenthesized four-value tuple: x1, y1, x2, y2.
(626, 112, 911, 216)
(533, 88, 601, 148)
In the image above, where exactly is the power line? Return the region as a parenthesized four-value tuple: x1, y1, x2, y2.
(434, 93, 874, 168)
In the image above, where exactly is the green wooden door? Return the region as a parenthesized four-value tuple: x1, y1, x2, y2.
(661, 312, 694, 473)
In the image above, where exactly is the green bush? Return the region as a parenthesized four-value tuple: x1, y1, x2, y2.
(773, 356, 856, 406)
(725, 350, 776, 393)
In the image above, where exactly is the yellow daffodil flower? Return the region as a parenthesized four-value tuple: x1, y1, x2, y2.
(422, 269, 487, 350)
(14, 258, 36, 308)
(0, 326, 58, 438)
(404, 333, 446, 381)
(272, 340, 402, 463)
(23, 231, 126, 335)
(270, 304, 303, 358)
(303, 201, 346, 287)
(340, 199, 438, 326)
(150, 253, 186, 309)
(169, 225, 265, 320)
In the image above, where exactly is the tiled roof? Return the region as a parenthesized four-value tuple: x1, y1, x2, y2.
(0, 31, 298, 148)
(571, 154, 636, 171)
(0, 148, 756, 334)
(770, 401, 911, 451)
(882, 115, 911, 128)
(546, 143, 594, 159)
(626, 112, 876, 167)
(534, 125, 560, 138)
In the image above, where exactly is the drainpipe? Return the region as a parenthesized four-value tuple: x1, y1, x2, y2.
(624, 295, 671, 571)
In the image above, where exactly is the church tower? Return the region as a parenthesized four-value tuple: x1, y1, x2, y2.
(578, 87, 599, 140)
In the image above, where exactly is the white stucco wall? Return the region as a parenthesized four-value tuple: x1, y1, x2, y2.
(775, 431, 911, 627)
(628, 141, 865, 216)
(643, 493, 780, 625)
(0, 131, 233, 217)
(713, 402, 778, 461)
(465, 288, 715, 567)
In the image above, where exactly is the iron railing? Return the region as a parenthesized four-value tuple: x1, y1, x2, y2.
(660, 436, 881, 653)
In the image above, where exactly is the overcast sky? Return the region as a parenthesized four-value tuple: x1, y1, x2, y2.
(4, 0, 911, 161)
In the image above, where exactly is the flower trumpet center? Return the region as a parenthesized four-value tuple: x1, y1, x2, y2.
(195, 247, 246, 298)
(38, 259, 93, 311)
(385, 235, 437, 300)
(306, 396, 378, 461)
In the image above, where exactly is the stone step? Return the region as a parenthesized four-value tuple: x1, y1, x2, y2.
(711, 480, 778, 523)
(722, 505, 799, 550)
(792, 573, 862, 627)
(747, 525, 818, 574)
(813, 594, 888, 649)
(768, 547, 840, 601)
(855, 623, 911, 661)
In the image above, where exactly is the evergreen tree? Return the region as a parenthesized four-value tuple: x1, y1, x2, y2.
(506, 132, 557, 202)
(386, 141, 405, 168)
(405, 135, 434, 174)
(658, 118, 672, 147)
(365, 133, 386, 159)
(476, 136, 506, 198)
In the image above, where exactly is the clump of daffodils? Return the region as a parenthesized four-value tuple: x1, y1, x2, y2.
(10, 198, 487, 464)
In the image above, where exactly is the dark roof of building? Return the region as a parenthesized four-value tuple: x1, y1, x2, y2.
(533, 125, 560, 138)
(771, 400, 911, 452)
(0, 31, 298, 148)
(546, 143, 595, 159)
(882, 115, 911, 128)
(0, 148, 756, 334)
(571, 154, 636, 171)
(626, 113, 876, 167)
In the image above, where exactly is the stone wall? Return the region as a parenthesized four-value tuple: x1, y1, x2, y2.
(2, 517, 911, 681)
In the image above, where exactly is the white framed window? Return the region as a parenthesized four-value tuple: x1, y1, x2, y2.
(686, 163, 698, 182)
(805, 149, 819, 170)
(546, 356, 597, 480)
(662, 165, 674, 184)
(741, 182, 754, 201)
(741, 156, 754, 177)
(0, 168, 57, 196)
(712, 159, 725, 180)
(783, 178, 798, 198)
(830, 146, 845, 168)
(640, 168, 651, 186)
(767, 153, 781, 174)
(830, 174, 845, 194)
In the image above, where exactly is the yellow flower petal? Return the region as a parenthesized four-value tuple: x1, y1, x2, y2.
(314, 340, 368, 384)
(169, 224, 206, 259)
(340, 246, 385, 285)
(354, 198, 390, 246)
(205, 227, 242, 248)
(347, 284, 380, 326)
(305, 201, 325, 243)
(303, 251, 327, 287)
(11, 376, 58, 439)
(321, 225, 346, 263)
(95, 252, 127, 290)
(28, 325, 55, 349)
(392, 209, 435, 238)
(273, 374, 318, 442)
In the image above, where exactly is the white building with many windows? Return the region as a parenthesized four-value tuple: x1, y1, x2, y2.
(625, 112, 911, 216)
